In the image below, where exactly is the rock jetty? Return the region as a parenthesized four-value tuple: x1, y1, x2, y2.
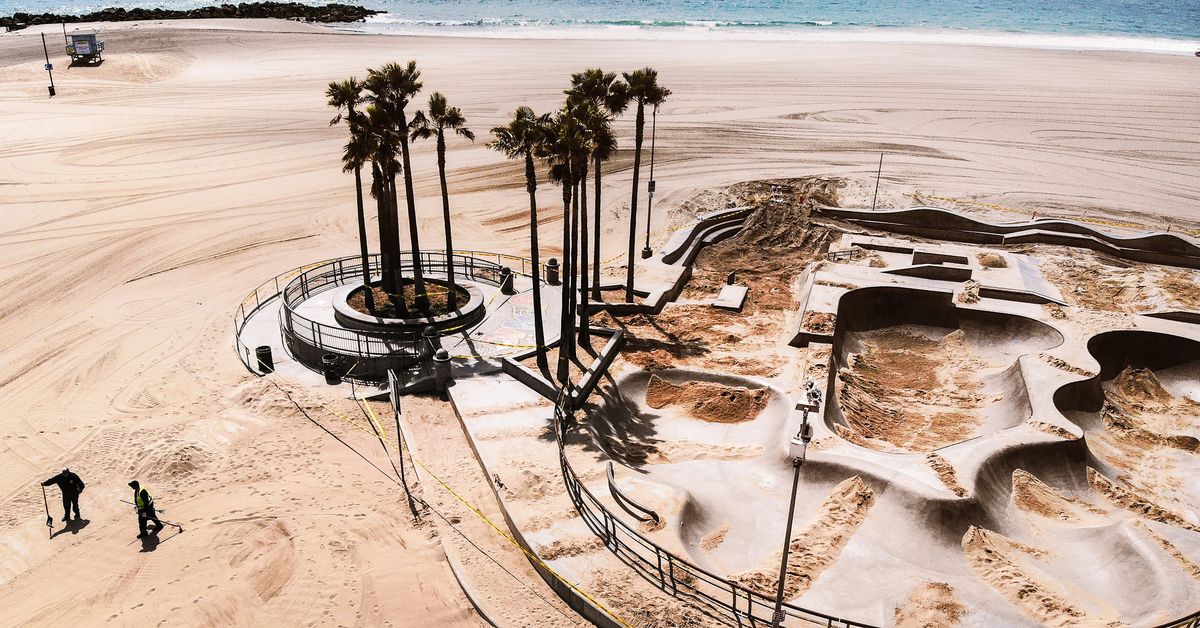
(2, 2, 381, 31)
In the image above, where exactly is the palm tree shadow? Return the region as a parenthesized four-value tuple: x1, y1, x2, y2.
(50, 518, 90, 539)
(539, 378, 664, 471)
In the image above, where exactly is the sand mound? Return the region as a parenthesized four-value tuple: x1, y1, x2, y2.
(737, 476, 874, 599)
(893, 582, 967, 628)
(590, 573, 707, 628)
(961, 526, 1118, 626)
(1025, 419, 1079, 440)
(1087, 468, 1200, 532)
(977, 252, 1008, 269)
(1135, 521, 1200, 580)
(956, 280, 981, 304)
(1113, 366, 1174, 404)
(1101, 403, 1200, 452)
(1044, 303, 1068, 319)
(925, 453, 967, 497)
(1098, 366, 1200, 454)
(1157, 269, 1200, 311)
(801, 311, 836, 334)
(1040, 354, 1092, 376)
(837, 329, 990, 452)
(538, 536, 604, 560)
(645, 374, 769, 423)
(699, 524, 730, 552)
(1011, 469, 1107, 525)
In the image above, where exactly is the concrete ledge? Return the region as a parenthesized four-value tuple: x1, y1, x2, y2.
(883, 263, 973, 282)
(332, 280, 486, 337)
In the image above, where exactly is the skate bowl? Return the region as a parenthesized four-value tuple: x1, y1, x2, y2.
(826, 287, 1063, 453)
(1054, 329, 1200, 429)
(586, 369, 808, 571)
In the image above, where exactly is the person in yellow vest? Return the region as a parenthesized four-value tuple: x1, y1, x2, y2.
(128, 480, 164, 538)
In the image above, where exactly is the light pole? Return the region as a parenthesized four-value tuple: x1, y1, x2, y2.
(640, 104, 658, 259)
(771, 398, 817, 627)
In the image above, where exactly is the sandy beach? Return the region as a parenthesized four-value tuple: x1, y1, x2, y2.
(1, 18, 1198, 625)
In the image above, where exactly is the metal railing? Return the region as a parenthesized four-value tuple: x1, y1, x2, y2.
(233, 250, 540, 374)
(552, 396, 874, 628)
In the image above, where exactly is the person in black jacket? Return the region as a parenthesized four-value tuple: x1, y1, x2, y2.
(42, 468, 84, 522)
(128, 480, 164, 538)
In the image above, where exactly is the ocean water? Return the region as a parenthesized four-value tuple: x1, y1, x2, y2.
(4, 0, 1198, 54)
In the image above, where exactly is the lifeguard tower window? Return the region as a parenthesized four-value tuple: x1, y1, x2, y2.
(67, 33, 104, 65)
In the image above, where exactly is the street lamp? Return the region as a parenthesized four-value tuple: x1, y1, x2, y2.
(771, 398, 818, 627)
(641, 104, 658, 259)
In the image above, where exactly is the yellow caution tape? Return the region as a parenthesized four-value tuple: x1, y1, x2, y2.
(269, 372, 627, 625)
(409, 455, 631, 628)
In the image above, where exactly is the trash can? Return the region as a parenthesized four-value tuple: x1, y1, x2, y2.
(433, 348, 452, 400)
(499, 266, 516, 295)
(255, 346, 274, 374)
(321, 353, 340, 385)
(545, 258, 560, 286)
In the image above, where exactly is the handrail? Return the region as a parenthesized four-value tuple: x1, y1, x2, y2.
(233, 250, 541, 373)
(552, 395, 874, 628)
(606, 461, 660, 525)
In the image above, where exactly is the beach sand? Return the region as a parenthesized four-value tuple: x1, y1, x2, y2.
(0, 19, 1198, 625)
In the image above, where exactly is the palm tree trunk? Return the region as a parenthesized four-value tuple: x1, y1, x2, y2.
(524, 152, 549, 377)
(373, 162, 398, 297)
(625, 100, 645, 303)
(568, 175, 580, 361)
(578, 160, 590, 348)
(592, 154, 602, 300)
(436, 132, 457, 311)
(557, 165, 573, 386)
(397, 109, 429, 312)
(386, 167, 409, 317)
(353, 165, 376, 314)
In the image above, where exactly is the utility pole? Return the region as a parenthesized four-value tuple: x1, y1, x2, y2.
(641, 104, 658, 259)
(871, 152, 883, 210)
(41, 33, 56, 97)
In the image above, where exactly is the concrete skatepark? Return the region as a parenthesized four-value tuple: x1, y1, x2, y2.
(234, 195, 1200, 627)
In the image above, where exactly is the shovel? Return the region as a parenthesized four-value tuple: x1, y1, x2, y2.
(41, 486, 53, 537)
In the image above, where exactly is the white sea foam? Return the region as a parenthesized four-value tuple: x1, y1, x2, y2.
(345, 17, 1199, 56)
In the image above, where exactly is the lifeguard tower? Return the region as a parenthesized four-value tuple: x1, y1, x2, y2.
(66, 32, 104, 65)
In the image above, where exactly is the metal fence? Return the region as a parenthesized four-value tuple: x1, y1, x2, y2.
(233, 250, 539, 374)
(551, 395, 873, 628)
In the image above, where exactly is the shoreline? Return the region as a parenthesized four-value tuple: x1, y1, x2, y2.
(342, 19, 1200, 56)
(4, 17, 1198, 58)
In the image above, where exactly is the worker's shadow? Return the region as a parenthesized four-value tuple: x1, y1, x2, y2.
(50, 518, 90, 539)
(139, 533, 161, 553)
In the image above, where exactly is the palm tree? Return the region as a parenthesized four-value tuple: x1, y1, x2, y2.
(362, 103, 405, 314)
(621, 67, 670, 303)
(566, 69, 629, 302)
(410, 93, 474, 311)
(561, 99, 613, 348)
(542, 104, 592, 383)
(327, 77, 376, 314)
(366, 61, 429, 312)
(488, 107, 550, 377)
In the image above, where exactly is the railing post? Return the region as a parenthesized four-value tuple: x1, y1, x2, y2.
(657, 549, 665, 588)
(667, 554, 677, 595)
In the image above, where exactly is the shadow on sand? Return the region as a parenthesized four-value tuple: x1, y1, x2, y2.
(50, 518, 90, 539)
